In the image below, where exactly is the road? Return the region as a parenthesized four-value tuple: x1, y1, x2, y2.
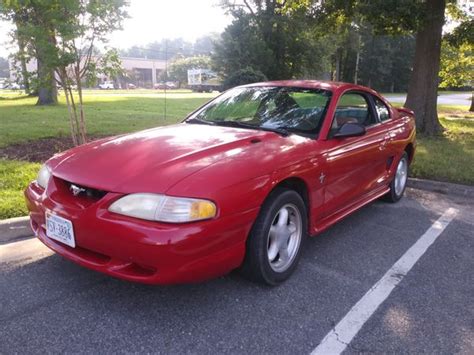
(1, 188, 473, 354)
(385, 92, 471, 106)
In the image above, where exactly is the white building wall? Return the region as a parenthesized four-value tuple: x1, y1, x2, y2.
(9, 56, 167, 86)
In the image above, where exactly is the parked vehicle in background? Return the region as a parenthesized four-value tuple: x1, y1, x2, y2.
(25, 80, 416, 286)
(0, 79, 20, 90)
(99, 81, 115, 89)
(126, 83, 137, 89)
(187, 68, 222, 92)
(154, 81, 177, 90)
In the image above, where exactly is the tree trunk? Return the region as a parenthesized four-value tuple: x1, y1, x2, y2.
(36, 56, 57, 105)
(354, 33, 361, 84)
(470, 92, 474, 112)
(75, 65, 87, 145)
(16, 33, 30, 94)
(63, 83, 78, 146)
(35, 33, 58, 106)
(404, 0, 445, 136)
(334, 50, 341, 81)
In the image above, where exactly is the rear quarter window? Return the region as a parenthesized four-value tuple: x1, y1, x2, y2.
(374, 97, 391, 121)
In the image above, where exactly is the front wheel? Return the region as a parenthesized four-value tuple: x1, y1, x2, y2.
(240, 188, 307, 285)
(384, 152, 409, 203)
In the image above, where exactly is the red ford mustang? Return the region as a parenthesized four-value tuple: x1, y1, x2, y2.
(25, 81, 416, 285)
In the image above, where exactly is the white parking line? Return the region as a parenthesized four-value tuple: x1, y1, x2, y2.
(311, 207, 458, 355)
(0, 237, 52, 264)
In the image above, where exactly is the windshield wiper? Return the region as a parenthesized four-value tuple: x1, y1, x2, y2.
(185, 118, 216, 125)
(212, 120, 290, 137)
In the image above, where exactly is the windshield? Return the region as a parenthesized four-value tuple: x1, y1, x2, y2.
(187, 86, 332, 136)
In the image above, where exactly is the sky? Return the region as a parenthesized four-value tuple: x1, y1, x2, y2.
(0, 0, 232, 57)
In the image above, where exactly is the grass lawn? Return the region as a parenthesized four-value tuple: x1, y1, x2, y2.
(411, 107, 474, 185)
(0, 89, 216, 147)
(0, 90, 472, 219)
(0, 160, 41, 219)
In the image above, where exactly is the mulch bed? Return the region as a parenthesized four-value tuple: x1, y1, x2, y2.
(0, 135, 108, 163)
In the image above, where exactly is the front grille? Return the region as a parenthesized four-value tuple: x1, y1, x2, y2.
(66, 181, 107, 200)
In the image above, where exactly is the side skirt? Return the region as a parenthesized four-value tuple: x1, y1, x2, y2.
(310, 186, 390, 236)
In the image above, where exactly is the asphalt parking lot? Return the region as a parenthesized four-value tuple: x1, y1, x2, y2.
(1, 188, 473, 354)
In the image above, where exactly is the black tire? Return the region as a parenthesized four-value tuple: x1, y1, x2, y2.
(240, 188, 307, 285)
(384, 152, 409, 203)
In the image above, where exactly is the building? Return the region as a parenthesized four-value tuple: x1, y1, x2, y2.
(115, 57, 167, 87)
(10, 56, 167, 88)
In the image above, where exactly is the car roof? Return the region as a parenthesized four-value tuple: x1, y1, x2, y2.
(243, 80, 376, 93)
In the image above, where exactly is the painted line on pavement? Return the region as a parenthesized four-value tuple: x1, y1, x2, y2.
(311, 207, 458, 355)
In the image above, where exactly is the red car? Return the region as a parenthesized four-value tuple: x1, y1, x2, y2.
(25, 81, 416, 285)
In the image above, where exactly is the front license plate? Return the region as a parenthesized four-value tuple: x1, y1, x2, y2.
(45, 212, 76, 248)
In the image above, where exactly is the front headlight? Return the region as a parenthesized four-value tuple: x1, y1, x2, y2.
(36, 165, 52, 189)
(108, 193, 217, 223)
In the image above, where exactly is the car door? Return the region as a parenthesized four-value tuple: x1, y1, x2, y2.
(370, 94, 400, 182)
(320, 91, 388, 218)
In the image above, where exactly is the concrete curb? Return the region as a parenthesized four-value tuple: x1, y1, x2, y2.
(407, 178, 474, 199)
(0, 215, 30, 225)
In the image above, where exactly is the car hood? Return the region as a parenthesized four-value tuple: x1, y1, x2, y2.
(49, 123, 284, 193)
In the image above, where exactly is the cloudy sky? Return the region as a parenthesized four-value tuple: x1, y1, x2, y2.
(0, 0, 232, 57)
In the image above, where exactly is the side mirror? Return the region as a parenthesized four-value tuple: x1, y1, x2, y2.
(333, 122, 366, 138)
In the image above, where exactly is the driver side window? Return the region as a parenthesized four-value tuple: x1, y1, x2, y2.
(331, 92, 376, 134)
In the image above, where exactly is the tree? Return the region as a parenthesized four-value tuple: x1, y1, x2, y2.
(1, 1, 59, 104)
(216, 1, 320, 80)
(444, 16, 474, 111)
(1, 0, 128, 144)
(84, 48, 125, 89)
(120, 36, 216, 60)
(316, 0, 466, 135)
(12, 18, 31, 93)
(358, 34, 415, 93)
(212, 12, 273, 78)
(404, 0, 446, 135)
(222, 67, 267, 90)
(193, 34, 220, 55)
(439, 41, 473, 89)
(50, 1, 127, 145)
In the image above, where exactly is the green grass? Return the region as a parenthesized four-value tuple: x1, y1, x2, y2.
(0, 90, 216, 147)
(411, 112, 474, 185)
(0, 159, 41, 219)
(0, 90, 217, 219)
(0, 90, 472, 219)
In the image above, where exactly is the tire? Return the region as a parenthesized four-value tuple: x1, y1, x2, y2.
(240, 188, 307, 285)
(384, 152, 409, 203)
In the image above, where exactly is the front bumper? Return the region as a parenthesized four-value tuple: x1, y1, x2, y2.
(25, 178, 257, 284)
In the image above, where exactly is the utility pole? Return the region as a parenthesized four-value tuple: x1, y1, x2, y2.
(164, 38, 168, 120)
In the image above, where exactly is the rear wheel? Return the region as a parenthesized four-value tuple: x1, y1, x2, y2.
(384, 152, 408, 203)
(240, 188, 307, 285)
